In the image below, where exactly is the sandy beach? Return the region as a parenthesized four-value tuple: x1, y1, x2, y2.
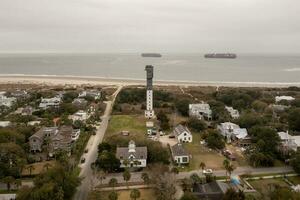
(0, 74, 300, 88)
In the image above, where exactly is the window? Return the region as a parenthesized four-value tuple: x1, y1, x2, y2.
(182, 157, 188, 163)
(184, 133, 187, 136)
(120, 156, 123, 159)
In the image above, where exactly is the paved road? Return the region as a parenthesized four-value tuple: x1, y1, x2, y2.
(98, 166, 294, 185)
(73, 86, 122, 200)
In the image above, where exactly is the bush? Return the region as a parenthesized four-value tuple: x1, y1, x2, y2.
(205, 130, 225, 150)
(187, 117, 206, 132)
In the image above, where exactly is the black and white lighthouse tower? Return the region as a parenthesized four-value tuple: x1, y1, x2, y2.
(145, 65, 154, 119)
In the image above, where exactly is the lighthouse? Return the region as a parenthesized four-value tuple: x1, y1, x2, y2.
(145, 65, 154, 119)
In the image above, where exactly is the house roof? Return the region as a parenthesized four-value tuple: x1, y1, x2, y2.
(292, 136, 300, 147)
(30, 127, 58, 140)
(278, 131, 293, 140)
(170, 143, 189, 157)
(233, 128, 248, 139)
(193, 181, 231, 195)
(219, 122, 240, 130)
(174, 124, 191, 136)
(116, 146, 147, 160)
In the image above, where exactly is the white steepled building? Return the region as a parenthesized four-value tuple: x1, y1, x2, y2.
(145, 65, 155, 119)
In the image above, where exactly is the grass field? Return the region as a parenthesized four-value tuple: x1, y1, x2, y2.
(183, 133, 226, 171)
(248, 178, 290, 198)
(22, 160, 56, 176)
(88, 188, 156, 200)
(105, 114, 147, 139)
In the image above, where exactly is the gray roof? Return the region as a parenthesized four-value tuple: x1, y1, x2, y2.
(193, 181, 231, 200)
(170, 143, 189, 157)
(174, 124, 191, 136)
(30, 127, 58, 140)
(116, 146, 147, 160)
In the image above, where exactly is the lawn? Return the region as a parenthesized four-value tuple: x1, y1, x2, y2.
(105, 115, 147, 138)
(287, 176, 300, 185)
(88, 188, 156, 200)
(22, 160, 57, 176)
(183, 133, 226, 171)
(248, 178, 290, 197)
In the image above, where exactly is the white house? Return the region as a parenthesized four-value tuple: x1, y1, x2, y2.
(173, 124, 193, 143)
(275, 96, 295, 103)
(39, 96, 61, 109)
(189, 103, 212, 120)
(69, 110, 89, 122)
(78, 90, 101, 100)
(170, 143, 190, 165)
(277, 131, 298, 152)
(217, 122, 248, 143)
(0, 121, 11, 127)
(0, 93, 16, 108)
(225, 106, 240, 119)
(116, 140, 147, 168)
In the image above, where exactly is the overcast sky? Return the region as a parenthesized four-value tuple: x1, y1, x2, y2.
(0, 0, 300, 53)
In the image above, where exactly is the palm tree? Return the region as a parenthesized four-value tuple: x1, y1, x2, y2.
(109, 178, 118, 190)
(14, 179, 22, 190)
(27, 165, 35, 176)
(97, 170, 106, 186)
(123, 169, 131, 188)
(223, 159, 234, 182)
(141, 172, 150, 185)
(123, 159, 130, 168)
(199, 162, 206, 171)
(130, 189, 141, 200)
(108, 191, 118, 200)
(43, 163, 52, 171)
(1, 176, 15, 191)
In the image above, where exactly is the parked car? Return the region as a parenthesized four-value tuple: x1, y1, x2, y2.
(84, 149, 89, 153)
(81, 158, 86, 163)
(203, 169, 213, 174)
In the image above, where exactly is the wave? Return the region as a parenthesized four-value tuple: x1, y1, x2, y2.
(283, 68, 300, 72)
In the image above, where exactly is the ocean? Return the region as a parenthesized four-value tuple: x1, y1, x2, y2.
(0, 53, 300, 84)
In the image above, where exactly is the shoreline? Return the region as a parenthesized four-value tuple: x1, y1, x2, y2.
(0, 74, 300, 88)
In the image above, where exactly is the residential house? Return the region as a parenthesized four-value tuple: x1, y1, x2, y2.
(277, 131, 298, 153)
(29, 126, 80, 156)
(10, 90, 29, 99)
(0, 121, 11, 127)
(29, 127, 58, 152)
(192, 181, 232, 200)
(293, 136, 300, 151)
(79, 90, 101, 100)
(275, 96, 295, 103)
(0, 194, 16, 200)
(173, 124, 193, 143)
(0, 93, 16, 108)
(69, 110, 89, 122)
(72, 98, 88, 108)
(189, 103, 212, 120)
(170, 143, 190, 164)
(217, 122, 249, 144)
(269, 104, 290, 112)
(116, 140, 147, 168)
(225, 106, 240, 119)
(39, 96, 61, 109)
(146, 121, 155, 135)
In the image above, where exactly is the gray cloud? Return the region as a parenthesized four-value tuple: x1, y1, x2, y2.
(0, 0, 300, 53)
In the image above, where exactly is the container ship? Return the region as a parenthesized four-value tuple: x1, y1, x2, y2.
(204, 53, 237, 59)
(141, 53, 162, 58)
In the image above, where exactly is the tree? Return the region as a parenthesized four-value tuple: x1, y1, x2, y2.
(157, 111, 170, 130)
(187, 117, 206, 132)
(222, 188, 245, 200)
(95, 151, 120, 172)
(223, 159, 235, 182)
(199, 162, 206, 171)
(291, 151, 300, 174)
(26, 165, 35, 176)
(288, 108, 300, 131)
(98, 142, 112, 153)
(130, 189, 141, 200)
(205, 130, 225, 150)
(175, 99, 191, 116)
(171, 167, 179, 174)
(181, 178, 193, 192)
(109, 178, 118, 190)
(180, 193, 198, 200)
(97, 170, 106, 186)
(141, 172, 150, 185)
(123, 169, 131, 187)
(190, 173, 202, 184)
(1, 176, 15, 191)
(108, 191, 118, 200)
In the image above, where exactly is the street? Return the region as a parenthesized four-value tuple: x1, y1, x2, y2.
(73, 86, 122, 200)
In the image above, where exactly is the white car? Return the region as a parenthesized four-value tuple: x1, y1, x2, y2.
(203, 169, 213, 174)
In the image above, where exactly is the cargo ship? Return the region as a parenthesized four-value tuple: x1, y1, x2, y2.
(204, 53, 237, 59)
(141, 53, 162, 58)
